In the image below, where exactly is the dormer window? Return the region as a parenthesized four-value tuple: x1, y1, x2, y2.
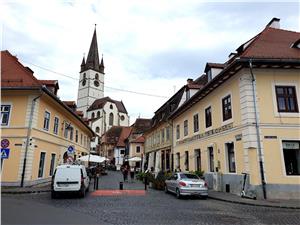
(291, 39, 300, 49)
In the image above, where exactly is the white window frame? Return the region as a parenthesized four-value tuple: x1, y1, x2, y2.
(224, 141, 237, 174)
(136, 146, 141, 153)
(204, 105, 213, 131)
(53, 116, 59, 135)
(279, 138, 300, 177)
(43, 110, 51, 131)
(271, 82, 300, 118)
(38, 151, 46, 178)
(207, 145, 214, 173)
(184, 119, 188, 137)
(176, 124, 180, 140)
(1, 103, 12, 127)
(220, 92, 234, 126)
(193, 113, 199, 133)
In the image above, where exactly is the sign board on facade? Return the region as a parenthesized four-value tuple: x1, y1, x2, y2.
(1, 139, 10, 148)
(283, 142, 299, 149)
(1, 148, 10, 159)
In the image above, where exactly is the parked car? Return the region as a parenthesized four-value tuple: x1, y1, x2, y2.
(165, 172, 208, 199)
(51, 164, 90, 198)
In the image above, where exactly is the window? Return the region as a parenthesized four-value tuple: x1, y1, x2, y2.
(110, 104, 113, 109)
(64, 123, 69, 138)
(1, 105, 11, 126)
(166, 127, 170, 141)
(97, 111, 100, 118)
(136, 146, 141, 153)
(226, 143, 236, 173)
(176, 124, 180, 139)
(120, 115, 125, 121)
(91, 112, 95, 119)
(161, 129, 165, 143)
(205, 106, 212, 128)
(80, 133, 83, 145)
(84, 136, 87, 147)
(208, 147, 214, 172)
(193, 114, 199, 132)
(75, 130, 78, 142)
(95, 73, 99, 80)
(186, 90, 190, 101)
(38, 152, 46, 178)
(43, 111, 50, 130)
(176, 152, 180, 170)
(275, 86, 298, 112)
(70, 126, 74, 141)
(194, 149, 201, 171)
(96, 127, 100, 133)
(120, 149, 125, 155)
(49, 153, 56, 176)
(184, 120, 188, 136)
(222, 95, 232, 121)
(53, 117, 59, 134)
(109, 113, 114, 125)
(185, 151, 189, 171)
(82, 73, 86, 86)
(282, 141, 300, 175)
(94, 80, 99, 87)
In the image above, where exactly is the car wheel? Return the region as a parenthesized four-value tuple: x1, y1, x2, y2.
(201, 195, 208, 200)
(176, 188, 181, 199)
(164, 185, 169, 193)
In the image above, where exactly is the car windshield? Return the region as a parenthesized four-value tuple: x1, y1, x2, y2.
(180, 173, 199, 179)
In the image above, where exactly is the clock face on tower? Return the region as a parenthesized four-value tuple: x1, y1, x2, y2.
(94, 80, 99, 87)
(82, 79, 86, 86)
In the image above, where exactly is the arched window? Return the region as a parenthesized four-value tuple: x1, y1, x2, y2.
(96, 127, 100, 133)
(95, 73, 99, 80)
(83, 73, 86, 79)
(109, 113, 114, 125)
(97, 111, 100, 118)
(91, 112, 95, 119)
(110, 104, 113, 109)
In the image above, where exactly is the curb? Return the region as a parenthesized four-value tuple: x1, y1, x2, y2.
(1, 189, 51, 194)
(208, 196, 300, 209)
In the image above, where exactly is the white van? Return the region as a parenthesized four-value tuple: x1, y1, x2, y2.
(51, 164, 90, 198)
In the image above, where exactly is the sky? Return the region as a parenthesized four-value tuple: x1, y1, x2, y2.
(1, 0, 299, 125)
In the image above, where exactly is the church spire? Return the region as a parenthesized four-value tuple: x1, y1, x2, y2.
(85, 25, 101, 72)
(100, 54, 105, 74)
(80, 55, 86, 72)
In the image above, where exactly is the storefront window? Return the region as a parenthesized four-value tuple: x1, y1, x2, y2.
(283, 141, 300, 175)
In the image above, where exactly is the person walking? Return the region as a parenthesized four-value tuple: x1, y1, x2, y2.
(130, 166, 135, 182)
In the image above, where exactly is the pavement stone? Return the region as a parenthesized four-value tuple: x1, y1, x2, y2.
(2, 170, 300, 209)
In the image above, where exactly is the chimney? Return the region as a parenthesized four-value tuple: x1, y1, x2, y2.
(266, 17, 280, 29)
(187, 78, 193, 84)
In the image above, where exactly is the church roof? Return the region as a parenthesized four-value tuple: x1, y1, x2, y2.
(87, 96, 128, 114)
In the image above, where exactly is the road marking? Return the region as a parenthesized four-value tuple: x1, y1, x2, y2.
(91, 190, 146, 196)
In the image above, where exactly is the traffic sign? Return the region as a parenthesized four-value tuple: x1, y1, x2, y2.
(67, 145, 74, 153)
(1, 139, 10, 148)
(1, 148, 10, 159)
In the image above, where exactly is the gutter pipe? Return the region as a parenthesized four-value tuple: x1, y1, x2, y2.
(20, 92, 43, 187)
(249, 59, 267, 199)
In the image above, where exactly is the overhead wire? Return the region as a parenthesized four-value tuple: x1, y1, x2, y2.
(23, 60, 169, 99)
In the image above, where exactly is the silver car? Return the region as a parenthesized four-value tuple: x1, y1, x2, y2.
(165, 172, 208, 199)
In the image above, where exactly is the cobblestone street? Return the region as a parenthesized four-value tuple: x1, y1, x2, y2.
(2, 171, 300, 225)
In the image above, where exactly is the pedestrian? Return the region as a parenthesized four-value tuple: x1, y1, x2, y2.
(124, 165, 129, 182)
(130, 166, 135, 182)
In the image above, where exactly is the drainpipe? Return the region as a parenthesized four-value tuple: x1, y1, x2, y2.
(249, 59, 267, 199)
(167, 120, 174, 171)
(21, 92, 42, 187)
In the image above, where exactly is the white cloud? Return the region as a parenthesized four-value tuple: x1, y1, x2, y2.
(1, 0, 299, 124)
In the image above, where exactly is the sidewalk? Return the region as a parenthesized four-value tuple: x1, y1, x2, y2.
(208, 190, 300, 209)
(1, 182, 51, 194)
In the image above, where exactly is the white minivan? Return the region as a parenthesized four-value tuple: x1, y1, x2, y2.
(51, 164, 90, 198)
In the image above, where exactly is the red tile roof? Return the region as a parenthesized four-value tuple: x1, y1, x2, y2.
(238, 27, 300, 59)
(131, 135, 145, 143)
(1, 50, 41, 87)
(87, 96, 128, 114)
(116, 127, 132, 147)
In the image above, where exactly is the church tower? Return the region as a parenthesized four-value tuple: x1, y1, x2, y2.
(77, 27, 105, 116)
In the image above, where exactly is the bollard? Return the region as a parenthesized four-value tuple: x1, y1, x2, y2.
(119, 181, 123, 190)
(144, 177, 147, 190)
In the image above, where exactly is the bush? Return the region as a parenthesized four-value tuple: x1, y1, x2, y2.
(151, 171, 172, 190)
(190, 170, 205, 178)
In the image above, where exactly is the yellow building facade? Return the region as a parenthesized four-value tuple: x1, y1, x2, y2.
(1, 50, 94, 187)
(170, 23, 300, 199)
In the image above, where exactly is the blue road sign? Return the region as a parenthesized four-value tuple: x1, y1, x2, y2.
(67, 145, 74, 153)
(1, 148, 10, 159)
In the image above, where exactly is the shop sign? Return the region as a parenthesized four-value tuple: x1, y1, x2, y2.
(283, 142, 299, 149)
